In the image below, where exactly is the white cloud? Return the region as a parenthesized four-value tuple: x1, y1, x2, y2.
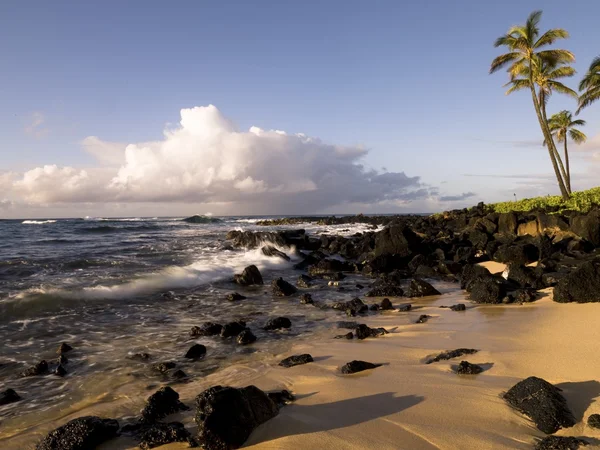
(6, 105, 435, 214)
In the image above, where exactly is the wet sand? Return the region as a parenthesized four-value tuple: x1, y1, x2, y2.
(4, 263, 600, 449)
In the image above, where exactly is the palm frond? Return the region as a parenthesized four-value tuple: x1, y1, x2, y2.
(546, 66, 576, 79)
(546, 81, 578, 98)
(569, 129, 587, 144)
(490, 52, 522, 74)
(525, 10, 543, 45)
(577, 87, 600, 114)
(533, 29, 569, 48)
(570, 118, 586, 127)
(504, 78, 531, 95)
(579, 56, 600, 90)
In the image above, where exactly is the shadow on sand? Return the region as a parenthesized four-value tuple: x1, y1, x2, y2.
(246, 392, 424, 444)
(556, 380, 600, 422)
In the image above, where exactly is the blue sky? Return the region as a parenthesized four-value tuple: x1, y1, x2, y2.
(1, 1, 599, 218)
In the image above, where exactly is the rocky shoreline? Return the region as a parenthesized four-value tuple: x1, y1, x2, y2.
(5, 204, 600, 449)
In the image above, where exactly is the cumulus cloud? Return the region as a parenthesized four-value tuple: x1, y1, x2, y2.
(6, 105, 439, 214)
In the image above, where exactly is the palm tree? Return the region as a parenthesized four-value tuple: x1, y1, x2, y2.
(577, 56, 600, 113)
(547, 110, 586, 192)
(505, 55, 577, 192)
(490, 10, 574, 199)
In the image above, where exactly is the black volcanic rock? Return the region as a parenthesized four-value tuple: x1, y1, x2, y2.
(0, 388, 21, 406)
(407, 279, 441, 297)
(271, 278, 297, 296)
(141, 387, 188, 424)
(534, 436, 588, 450)
(340, 360, 382, 374)
(355, 324, 388, 340)
(426, 348, 478, 364)
(279, 354, 314, 368)
(139, 422, 197, 449)
(190, 322, 223, 337)
(220, 321, 247, 338)
(503, 376, 576, 434)
(264, 317, 292, 331)
(553, 259, 600, 303)
(21, 360, 49, 377)
(184, 344, 207, 360)
(57, 342, 73, 354)
(36, 416, 120, 450)
(227, 292, 246, 301)
(236, 329, 257, 345)
(261, 245, 290, 261)
(588, 413, 600, 429)
(455, 361, 483, 375)
(297, 274, 313, 288)
(194, 385, 279, 450)
(308, 258, 355, 276)
(468, 276, 507, 304)
(234, 265, 263, 286)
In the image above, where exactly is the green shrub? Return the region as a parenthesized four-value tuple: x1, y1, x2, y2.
(488, 187, 600, 214)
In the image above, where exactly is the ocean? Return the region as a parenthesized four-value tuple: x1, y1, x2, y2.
(0, 216, 381, 437)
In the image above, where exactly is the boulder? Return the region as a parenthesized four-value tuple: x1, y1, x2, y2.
(227, 292, 246, 301)
(220, 321, 247, 338)
(36, 416, 119, 450)
(191, 322, 223, 337)
(263, 317, 292, 331)
(365, 283, 404, 297)
(141, 387, 188, 423)
(497, 212, 518, 235)
(340, 360, 382, 374)
(194, 385, 279, 449)
(571, 211, 600, 247)
(416, 315, 431, 323)
(455, 361, 483, 374)
(425, 348, 478, 364)
(450, 304, 466, 311)
(469, 276, 507, 304)
(380, 298, 394, 310)
(152, 362, 176, 374)
(553, 260, 600, 303)
(297, 274, 313, 288)
(139, 422, 197, 450)
(233, 265, 263, 286)
(55, 364, 67, 377)
(279, 354, 314, 368)
(504, 264, 542, 289)
(407, 279, 441, 297)
(308, 259, 355, 276)
(408, 254, 428, 273)
(374, 225, 422, 257)
(185, 344, 207, 360)
(534, 436, 588, 450)
(503, 376, 576, 434)
(271, 278, 297, 297)
(0, 388, 21, 406)
(460, 264, 492, 290)
(332, 298, 367, 316)
(495, 242, 539, 265)
(397, 303, 412, 312)
(261, 245, 290, 261)
(236, 329, 257, 345)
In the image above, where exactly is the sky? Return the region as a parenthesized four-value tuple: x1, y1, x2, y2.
(1, 0, 599, 219)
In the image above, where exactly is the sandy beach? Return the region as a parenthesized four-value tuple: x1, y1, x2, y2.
(5, 261, 600, 449)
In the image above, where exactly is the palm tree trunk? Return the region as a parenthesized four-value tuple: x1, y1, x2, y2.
(564, 138, 571, 192)
(530, 87, 570, 199)
(539, 93, 570, 193)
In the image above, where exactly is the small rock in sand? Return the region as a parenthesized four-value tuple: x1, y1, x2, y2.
(190, 322, 223, 337)
(407, 278, 441, 297)
(279, 354, 313, 368)
(141, 386, 189, 424)
(425, 348, 478, 364)
(300, 293, 314, 304)
(588, 413, 600, 429)
(139, 422, 197, 450)
(455, 361, 483, 375)
(450, 304, 466, 311)
(271, 278, 297, 297)
(341, 360, 382, 374)
(416, 315, 431, 323)
(220, 321, 247, 338)
(334, 332, 354, 340)
(20, 360, 49, 377)
(54, 364, 67, 377)
(267, 390, 295, 406)
(227, 292, 246, 301)
(36, 416, 120, 450)
(355, 324, 388, 340)
(397, 303, 412, 312)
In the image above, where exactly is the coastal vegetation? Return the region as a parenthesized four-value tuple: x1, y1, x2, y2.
(490, 11, 598, 200)
(487, 186, 600, 214)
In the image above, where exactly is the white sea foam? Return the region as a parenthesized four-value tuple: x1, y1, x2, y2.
(11, 242, 296, 302)
(22, 220, 57, 224)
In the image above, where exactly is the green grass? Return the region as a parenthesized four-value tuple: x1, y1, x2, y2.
(488, 186, 600, 214)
